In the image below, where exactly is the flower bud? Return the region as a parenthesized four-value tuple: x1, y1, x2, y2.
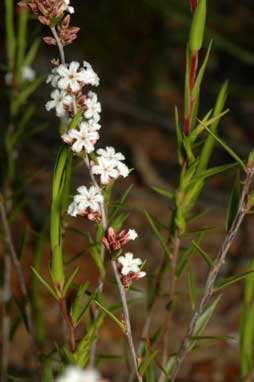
(43, 36, 57, 45)
(189, 0, 206, 52)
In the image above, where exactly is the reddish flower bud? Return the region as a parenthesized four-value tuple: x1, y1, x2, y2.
(38, 16, 50, 25)
(17, 2, 29, 9)
(43, 36, 57, 45)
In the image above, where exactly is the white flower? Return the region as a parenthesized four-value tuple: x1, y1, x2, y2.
(5, 65, 35, 86)
(57, 62, 85, 92)
(87, 119, 101, 132)
(93, 147, 130, 184)
(74, 186, 103, 212)
(128, 229, 138, 241)
(92, 157, 119, 185)
(117, 161, 129, 178)
(118, 253, 142, 276)
(45, 89, 72, 117)
(5, 72, 12, 86)
(64, 122, 99, 153)
(67, 200, 79, 217)
(63, 0, 75, 14)
(68, 186, 103, 217)
(56, 366, 100, 382)
(22, 66, 36, 81)
(84, 91, 101, 122)
(46, 67, 60, 88)
(82, 61, 100, 86)
(97, 147, 125, 163)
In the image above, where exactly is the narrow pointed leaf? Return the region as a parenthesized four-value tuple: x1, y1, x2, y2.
(31, 267, 58, 300)
(94, 300, 125, 332)
(192, 240, 214, 267)
(145, 211, 170, 257)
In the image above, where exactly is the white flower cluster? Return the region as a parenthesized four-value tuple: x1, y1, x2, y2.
(5, 65, 36, 86)
(56, 366, 100, 382)
(92, 147, 129, 184)
(68, 186, 103, 217)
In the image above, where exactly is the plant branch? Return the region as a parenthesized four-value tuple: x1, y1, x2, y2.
(170, 160, 254, 382)
(58, 297, 76, 352)
(0, 197, 40, 369)
(50, 26, 66, 65)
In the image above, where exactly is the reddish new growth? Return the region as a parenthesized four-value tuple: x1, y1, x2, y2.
(190, 0, 197, 12)
(18, 0, 79, 46)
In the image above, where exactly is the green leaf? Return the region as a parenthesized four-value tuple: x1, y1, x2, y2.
(16, 7, 28, 82)
(31, 267, 58, 300)
(201, 123, 245, 170)
(11, 77, 44, 116)
(5, 0, 16, 71)
(226, 170, 240, 231)
(192, 240, 214, 268)
(70, 281, 89, 324)
(214, 271, 254, 292)
(192, 162, 237, 182)
(198, 82, 229, 172)
(175, 106, 183, 164)
(188, 295, 221, 352)
(109, 184, 133, 221)
(111, 213, 129, 232)
(63, 267, 79, 296)
(50, 147, 69, 289)
(75, 313, 104, 367)
(23, 38, 40, 67)
(94, 300, 125, 332)
(193, 40, 212, 98)
(176, 235, 203, 278)
(144, 211, 170, 257)
(184, 45, 191, 117)
(189, 0, 206, 52)
(151, 186, 174, 200)
(68, 110, 82, 130)
(139, 350, 158, 376)
(240, 259, 254, 377)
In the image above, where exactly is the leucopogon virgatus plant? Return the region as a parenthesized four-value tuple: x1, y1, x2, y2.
(2, 1, 254, 382)
(16, 0, 145, 381)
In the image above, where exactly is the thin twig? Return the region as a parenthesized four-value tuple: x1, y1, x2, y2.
(0, 198, 40, 369)
(58, 298, 76, 352)
(84, 156, 142, 382)
(170, 161, 254, 382)
(50, 26, 66, 65)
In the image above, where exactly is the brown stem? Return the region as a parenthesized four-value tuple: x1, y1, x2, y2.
(59, 298, 76, 352)
(0, 197, 40, 369)
(170, 161, 254, 382)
